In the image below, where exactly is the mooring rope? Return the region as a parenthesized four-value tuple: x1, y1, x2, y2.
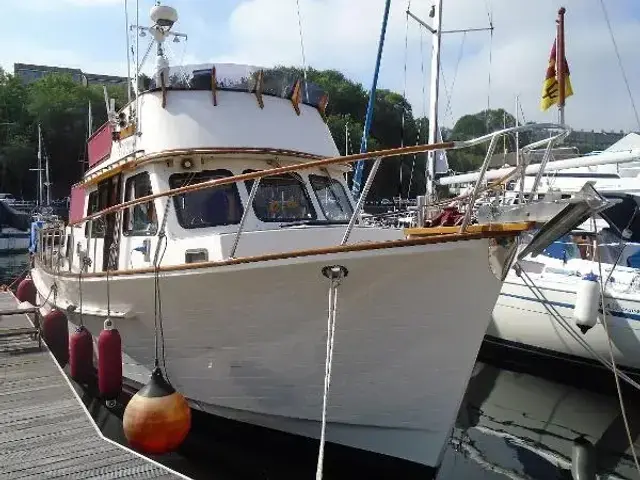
(316, 265, 347, 480)
(593, 216, 640, 475)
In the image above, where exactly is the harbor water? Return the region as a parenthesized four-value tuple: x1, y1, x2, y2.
(4, 253, 639, 479)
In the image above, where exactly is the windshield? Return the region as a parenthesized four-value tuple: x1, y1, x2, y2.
(147, 63, 328, 108)
(309, 175, 353, 222)
(170, 170, 243, 229)
(245, 173, 316, 222)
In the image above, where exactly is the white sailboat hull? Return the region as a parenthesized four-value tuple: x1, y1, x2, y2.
(489, 270, 640, 371)
(32, 237, 502, 468)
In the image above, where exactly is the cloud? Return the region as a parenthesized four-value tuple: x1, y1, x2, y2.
(211, 0, 640, 132)
(10, 0, 122, 10)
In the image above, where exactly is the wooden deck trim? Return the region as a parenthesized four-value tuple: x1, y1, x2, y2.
(39, 228, 525, 279)
(405, 221, 536, 237)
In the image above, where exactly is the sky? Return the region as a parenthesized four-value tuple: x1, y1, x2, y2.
(2, 0, 640, 132)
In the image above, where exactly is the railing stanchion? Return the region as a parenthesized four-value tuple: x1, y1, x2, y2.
(341, 157, 382, 246)
(529, 137, 558, 201)
(230, 178, 261, 258)
(460, 134, 499, 232)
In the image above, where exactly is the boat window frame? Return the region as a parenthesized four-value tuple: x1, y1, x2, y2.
(169, 169, 244, 229)
(243, 169, 317, 223)
(122, 171, 158, 237)
(308, 174, 353, 222)
(84, 189, 105, 238)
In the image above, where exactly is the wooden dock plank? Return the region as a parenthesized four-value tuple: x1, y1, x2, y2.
(0, 291, 187, 480)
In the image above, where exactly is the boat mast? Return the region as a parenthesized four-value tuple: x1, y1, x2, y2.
(556, 7, 566, 125)
(44, 133, 51, 207)
(350, 0, 392, 198)
(426, 0, 443, 201)
(36, 123, 43, 208)
(515, 95, 520, 166)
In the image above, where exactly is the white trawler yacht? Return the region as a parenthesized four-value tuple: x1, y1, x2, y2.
(27, 3, 597, 470)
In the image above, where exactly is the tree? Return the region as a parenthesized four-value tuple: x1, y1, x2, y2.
(446, 108, 519, 173)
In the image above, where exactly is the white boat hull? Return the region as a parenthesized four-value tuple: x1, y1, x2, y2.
(0, 230, 30, 254)
(32, 237, 503, 468)
(490, 271, 640, 372)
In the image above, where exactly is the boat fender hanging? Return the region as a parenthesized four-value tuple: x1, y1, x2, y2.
(571, 436, 596, 480)
(123, 367, 191, 455)
(69, 325, 94, 384)
(42, 309, 70, 367)
(16, 278, 36, 305)
(98, 318, 123, 404)
(574, 272, 600, 334)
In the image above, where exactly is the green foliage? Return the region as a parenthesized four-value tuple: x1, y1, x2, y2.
(0, 71, 128, 199)
(446, 108, 520, 173)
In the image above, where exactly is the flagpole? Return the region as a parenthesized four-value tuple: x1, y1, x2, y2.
(556, 7, 566, 125)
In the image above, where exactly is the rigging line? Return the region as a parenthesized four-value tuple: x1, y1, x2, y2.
(295, 0, 309, 103)
(593, 217, 640, 475)
(598, 0, 640, 131)
(419, 26, 429, 189)
(399, 3, 410, 199)
(124, 0, 132, 103)
(442, 32, 466, 126)
(485, 8, 494, 129)
(135, 0, 139, 99)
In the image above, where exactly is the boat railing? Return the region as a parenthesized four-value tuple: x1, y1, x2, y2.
(37, 123, 569, 272)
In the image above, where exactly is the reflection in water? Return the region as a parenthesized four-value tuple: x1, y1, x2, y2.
(0, 253, 30, 285)
(4, 253, 638, 479)
(444, 362, 640, 479)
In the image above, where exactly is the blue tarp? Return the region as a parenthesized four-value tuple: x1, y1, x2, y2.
(29, 221, 44, 254)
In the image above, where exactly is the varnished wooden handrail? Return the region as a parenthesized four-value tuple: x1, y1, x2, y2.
(69, 140, 455, 227)
(39, 228, 523, 279)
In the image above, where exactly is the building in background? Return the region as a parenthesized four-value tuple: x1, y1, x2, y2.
(13, 63, 128, 87)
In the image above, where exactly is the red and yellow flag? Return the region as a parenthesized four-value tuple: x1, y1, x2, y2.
(540, 39, 573, 111)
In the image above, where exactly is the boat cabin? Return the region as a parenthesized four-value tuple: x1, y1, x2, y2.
(57, 64, 382, 274)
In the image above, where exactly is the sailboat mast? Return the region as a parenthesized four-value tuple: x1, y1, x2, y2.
(556, 7, 566, 125)
(426, 0, 443, 200)
(515, 95, 520, 166)
(37, 123, 42, 208)
(44, 137, 51, 207)
(350, 0, 392, 198)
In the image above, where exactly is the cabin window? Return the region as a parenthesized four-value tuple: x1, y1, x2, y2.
(85, 190, 105, 238)
(123, 172, 157, 236)
(309, 175, 353, 222)
(244, 171, 316, 222)
(170, 170, 243, 229)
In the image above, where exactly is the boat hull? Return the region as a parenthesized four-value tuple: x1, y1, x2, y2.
(489, 272, 640, 372)
(0, 231, 30, 254)
(32, 237, 503, 468)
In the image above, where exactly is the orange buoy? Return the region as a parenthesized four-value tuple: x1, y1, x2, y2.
(123, 367, 191, 454)
(16, 278, 36, 305)
(69, 325, 94, 384)
(98, 319, 122, 402)
(42, 309, 69, 367)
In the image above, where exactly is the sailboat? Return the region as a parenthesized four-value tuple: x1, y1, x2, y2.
(438, 8, 640, 383)
(26, 1, 599, 471)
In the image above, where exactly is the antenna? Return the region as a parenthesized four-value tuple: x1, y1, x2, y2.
(130, 3, 187, 87)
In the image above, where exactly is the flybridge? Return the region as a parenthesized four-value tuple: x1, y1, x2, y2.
(87, 123, 113, 168)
